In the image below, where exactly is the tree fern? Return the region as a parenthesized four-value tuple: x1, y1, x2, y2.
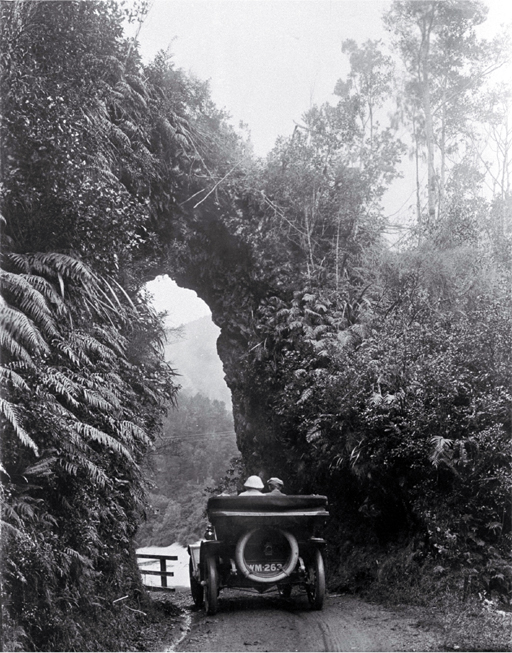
(0, 304, 50, 359)
(0, 398, 38, 454)
(0, 366, 30, 392)
(0, 270, 60, 337)
(80, 387, 116, 413)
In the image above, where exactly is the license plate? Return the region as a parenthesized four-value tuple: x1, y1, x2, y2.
(247, 562, 284, 573)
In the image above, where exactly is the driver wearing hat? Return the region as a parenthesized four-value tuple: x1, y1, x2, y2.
(239, 475, 265, 495)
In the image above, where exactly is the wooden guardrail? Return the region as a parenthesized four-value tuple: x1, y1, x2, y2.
(136, 553, 178, 591)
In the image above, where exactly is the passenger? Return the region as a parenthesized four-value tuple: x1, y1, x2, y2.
(238, 475, 265, 495)
(267, 477, 284, 494)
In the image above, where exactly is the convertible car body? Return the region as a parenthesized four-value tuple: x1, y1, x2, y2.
(188, 494, 329, 614)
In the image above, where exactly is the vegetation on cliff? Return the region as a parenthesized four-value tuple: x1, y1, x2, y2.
(0, 1, 242, 649)
(205, 1, 512, 605)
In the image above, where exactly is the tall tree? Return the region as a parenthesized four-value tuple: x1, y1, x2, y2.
(259, 38, 403, 290)
(385, 0, 508, 228)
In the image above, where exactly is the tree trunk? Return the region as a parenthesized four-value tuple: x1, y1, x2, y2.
(419, 12, 437, 226)
(413, 114, 423, 234)
(439, 82, 448, 220)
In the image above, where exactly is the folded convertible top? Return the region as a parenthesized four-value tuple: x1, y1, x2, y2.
(207, 494, 328, 513)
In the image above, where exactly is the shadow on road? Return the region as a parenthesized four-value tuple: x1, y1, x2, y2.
(209, 587, 314, 615)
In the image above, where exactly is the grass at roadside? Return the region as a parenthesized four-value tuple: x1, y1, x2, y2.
(328, 542, 512, 652)
(435, 598, 512, 652)
(364, 570, 512, 651)
(137, 590, 190, 652)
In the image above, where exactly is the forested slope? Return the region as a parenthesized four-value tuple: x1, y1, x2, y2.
(136, 391, 238, 547)
(1, 1, 511, 651)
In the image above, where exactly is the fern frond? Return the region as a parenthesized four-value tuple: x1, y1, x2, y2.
(430, 435, 454, 467)
(109, 419, 150, 447)
(139, 384, 159, 403)
(24, 457, 57, 477)
(117, 420, 151, 445)
(7, 496, 42, 521)
(92, 326, 127, 356)
(35, 391, 83, 426)
(0, 366, 30, 391)
(13, 253, 98, 285)
(73, 423, 134, 463)
(57, 459, 79, 477)
(104, 371, 126, 387)
(41, 369, 80, 408)
(0, 398, 39, 455)
(87, 376, 122, 410)
(24, 274, 67, 316)
(0, 271, 59, 338)
(6, 253, 31, 274)
(68, 331, 117, 363)
(53, 339, 89, 367)
(67, 454, 109, 486)
(0, 520, 23, 538)
(59, 432, 87, 454)
(64, 547, 93, 567)
(8, 361, 36, 373)
(0, 305, 50, 357)
(1, 505, 22, 527)
(80, 388, 114, 412)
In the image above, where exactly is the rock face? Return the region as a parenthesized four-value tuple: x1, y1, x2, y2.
(166, 210, 289, 482)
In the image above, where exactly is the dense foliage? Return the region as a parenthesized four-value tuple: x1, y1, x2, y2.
(193, 0, 512, 603)
(1, 252, 175, 650)
(0, 1, 243, 649)
(220, 1, 512, 601)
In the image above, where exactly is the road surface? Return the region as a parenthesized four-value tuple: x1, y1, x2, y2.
(173, 588, 441, 652)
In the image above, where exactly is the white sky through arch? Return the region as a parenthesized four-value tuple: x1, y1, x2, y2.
(145, 275, 211, 328)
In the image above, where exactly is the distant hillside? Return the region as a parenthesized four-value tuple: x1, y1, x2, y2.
(164, 316, 232, 407)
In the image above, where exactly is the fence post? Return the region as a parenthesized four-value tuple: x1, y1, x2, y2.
(160, 558, 167, 588)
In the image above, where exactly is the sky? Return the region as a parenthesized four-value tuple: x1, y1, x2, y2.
(136, 0, 512, 156)
(137, 0, 389, 156)
(139, 0, 512, 326)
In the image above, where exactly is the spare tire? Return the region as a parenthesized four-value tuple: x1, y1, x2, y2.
(235, 527, 299, 584)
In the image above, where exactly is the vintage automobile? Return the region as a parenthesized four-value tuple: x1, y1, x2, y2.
(188, 493, 329, 614)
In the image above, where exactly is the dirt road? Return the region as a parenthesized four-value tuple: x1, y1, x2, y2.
(172, 589, 442, 652)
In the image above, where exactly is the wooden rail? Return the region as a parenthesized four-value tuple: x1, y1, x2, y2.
(136, 553, 178, 591)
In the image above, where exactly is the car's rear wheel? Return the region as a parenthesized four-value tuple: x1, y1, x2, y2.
(189, 559, 204, 608)
(204, 556, 219, 615)
(306, 549, 325, 610)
